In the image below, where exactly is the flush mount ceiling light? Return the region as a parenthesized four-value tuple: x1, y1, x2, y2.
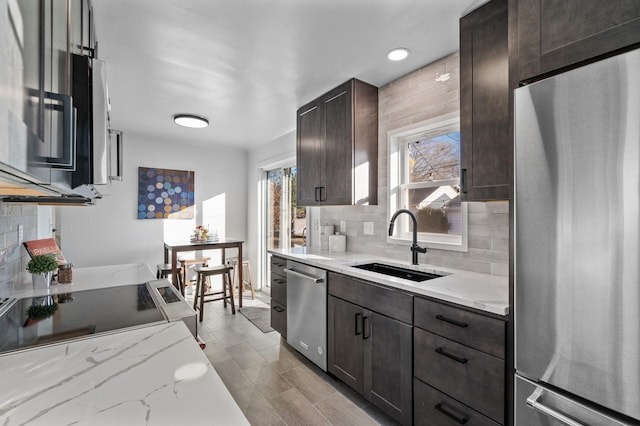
(173, 114, 209, 129)
(387, 47, 410, 61)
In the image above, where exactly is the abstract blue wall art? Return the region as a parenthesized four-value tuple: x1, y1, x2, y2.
(137, 167, 195, 219)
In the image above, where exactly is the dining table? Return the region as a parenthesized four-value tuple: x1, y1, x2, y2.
(163, 238, 245, 307)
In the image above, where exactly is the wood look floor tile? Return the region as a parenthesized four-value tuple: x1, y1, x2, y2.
(230, 385, 283, 426)
(314, 393, 380, 426)
(266, 388, 331, 426)
(282, 366, 336, 404)
(211, 358, 252, 391)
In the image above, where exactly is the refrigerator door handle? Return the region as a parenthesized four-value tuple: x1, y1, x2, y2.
(526, 390, 585, 426)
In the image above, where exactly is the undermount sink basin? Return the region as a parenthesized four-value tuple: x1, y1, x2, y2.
(351, 262, 442, 282)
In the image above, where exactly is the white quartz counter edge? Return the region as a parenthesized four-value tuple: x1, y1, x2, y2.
(0, 321, 249, 425)
(269, 248, 509, 316)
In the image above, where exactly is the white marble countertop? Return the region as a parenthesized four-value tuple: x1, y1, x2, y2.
(0, 263, 249, 425)
(0, 321, 248, 425)
(269, 247, 509, 316)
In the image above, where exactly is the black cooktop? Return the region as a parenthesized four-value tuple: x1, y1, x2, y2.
(0, 284, 166, 355)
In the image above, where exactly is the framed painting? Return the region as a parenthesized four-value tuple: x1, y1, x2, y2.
(137, 167, 194, 219)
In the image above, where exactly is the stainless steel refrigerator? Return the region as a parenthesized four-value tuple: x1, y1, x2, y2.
(514, 48, 640, 425)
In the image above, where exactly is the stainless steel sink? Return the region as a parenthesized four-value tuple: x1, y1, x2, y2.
(351, 262, 442, 282)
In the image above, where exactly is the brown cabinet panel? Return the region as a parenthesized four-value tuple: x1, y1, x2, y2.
(364, 312, 413, 426)
(270, 300, 287, 338)
(414, 329, 504, 424)
(271, 273, 287, 306)
(270, 256, 287, 278)
(414, 297, 505, 359)
(514, 0, 640, 82)
(328, 295, 364, 393)
(460, 0, 510, 201)
(296, 101, 324, 206)
(328, 272, 413, 324)
(414, 379, 500, 426)
(296, 79, 378, 206)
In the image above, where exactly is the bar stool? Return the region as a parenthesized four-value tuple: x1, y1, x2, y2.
(156, 263, 184, 294)
(192, 264, 235, 321)
(179, 256, 211, 290)
(227, 257, 255, 300)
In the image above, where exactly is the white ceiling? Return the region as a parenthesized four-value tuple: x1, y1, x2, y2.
(92, 0, 487, 150)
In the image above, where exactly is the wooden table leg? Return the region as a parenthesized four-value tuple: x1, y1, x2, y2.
(238, 243, 243, 308)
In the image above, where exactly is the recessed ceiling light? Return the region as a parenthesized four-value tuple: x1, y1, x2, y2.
(387, 48, 410, 61)
(173, 114, 209, 128)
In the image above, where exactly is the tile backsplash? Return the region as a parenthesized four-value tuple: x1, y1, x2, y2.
(0, 204, 37, 294)
(317, 51, 509, 276)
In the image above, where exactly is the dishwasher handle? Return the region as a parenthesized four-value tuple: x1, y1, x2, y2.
(284, 268, 324, 283)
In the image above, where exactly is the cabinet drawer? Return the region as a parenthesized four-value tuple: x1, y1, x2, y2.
(328, 272, 413, 324)
(271, 273, 287, 306)
(414, 329, 504, 424)
(414, 297, 505, 358)
(271, 256, 287, 277)
(270, 300, 286, 338)
(414, 379, 499, 426)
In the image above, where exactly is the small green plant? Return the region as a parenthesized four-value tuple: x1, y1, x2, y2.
(27, 303, 59, 320)
(26, 255, 58, 274)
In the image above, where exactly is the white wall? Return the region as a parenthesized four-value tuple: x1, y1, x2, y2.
(57, 131, 247, 269)
(246, 131, 296, 288)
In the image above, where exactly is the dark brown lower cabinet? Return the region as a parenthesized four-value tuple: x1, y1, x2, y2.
(328, 295, 412, 425)
(414, 379, 500, 426)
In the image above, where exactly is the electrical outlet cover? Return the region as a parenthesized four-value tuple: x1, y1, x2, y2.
(364, 222, 374, 235)
(340, 221, 346, 232)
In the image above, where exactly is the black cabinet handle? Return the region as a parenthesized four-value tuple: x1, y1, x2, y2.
(273, 262, 285, 267)
(460, 168, 467, 194)
(273, 279, 285, 285)
(272, 306, 284, 313)
(355, 313, 362, 336)
(363, 315, 370, 339)
(435, 402, 469, 424)
(314, 187, 321, 202)
(435, 347, 468, 364)
(436, 314, 468, 328)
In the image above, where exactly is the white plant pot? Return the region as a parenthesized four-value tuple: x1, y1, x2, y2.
(32, 271, 53, 289)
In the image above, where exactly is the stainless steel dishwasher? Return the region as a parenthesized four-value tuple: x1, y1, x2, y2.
(285, 260, 327, 371)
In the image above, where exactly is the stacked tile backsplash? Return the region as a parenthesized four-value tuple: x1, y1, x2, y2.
(318, 51, 509, 277)
(0, 204, 37, 294)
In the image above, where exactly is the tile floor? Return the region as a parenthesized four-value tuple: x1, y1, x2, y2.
(189, 289, 398, 425)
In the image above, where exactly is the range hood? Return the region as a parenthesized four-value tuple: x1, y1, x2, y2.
(1, 195, 94, 206)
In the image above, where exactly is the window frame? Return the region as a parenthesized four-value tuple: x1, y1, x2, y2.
(387, 113, 468, 252)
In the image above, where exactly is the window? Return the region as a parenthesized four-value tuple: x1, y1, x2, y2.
(388, 114, 468, 251)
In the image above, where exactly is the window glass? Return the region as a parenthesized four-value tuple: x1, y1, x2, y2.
(389, 115, 467, 251)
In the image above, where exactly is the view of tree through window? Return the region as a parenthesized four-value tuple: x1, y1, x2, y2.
(404, 131, 461, 235)
(267, 167, 306, 250)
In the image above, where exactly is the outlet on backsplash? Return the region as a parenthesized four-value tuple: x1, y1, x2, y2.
(340, 221, 346, 233)
(363, 222, 374, 235)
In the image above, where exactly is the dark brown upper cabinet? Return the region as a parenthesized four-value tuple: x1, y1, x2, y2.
(513, 0, 640, 84)
(296, 79, 378, 206)
(460, 0, 510, 201)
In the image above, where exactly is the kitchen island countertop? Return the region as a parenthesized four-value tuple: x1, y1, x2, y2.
(269, 247, 509, 316)
(0, 263, 249, 425)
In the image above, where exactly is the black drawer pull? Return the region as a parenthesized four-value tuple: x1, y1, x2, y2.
(436, 314, 468, 328)
(273, 262, 285, 267)
(435, 402, 469, 424)
(355, 313, 362, 336)
(272, 306, 284, 313)
(273, 279, 285, 285)
(363, 315, 370, 339)
(435, 347, 468, 364)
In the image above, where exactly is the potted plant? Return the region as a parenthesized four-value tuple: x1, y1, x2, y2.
(27, 254, 58, 289)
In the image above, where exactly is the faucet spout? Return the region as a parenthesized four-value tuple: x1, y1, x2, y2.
(388, 209, 427, 265)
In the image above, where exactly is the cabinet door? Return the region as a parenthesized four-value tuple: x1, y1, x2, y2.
(327, 296, 364, 393)
(515, 0, 640, 83)
(363, 311, 413, 426)
(323, 82, 352, 205)
(296, 100, 324, 206)
(460, 0, 510, 201)
(270, 300, 286, 338)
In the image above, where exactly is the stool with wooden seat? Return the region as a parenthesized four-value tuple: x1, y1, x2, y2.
(178, 256, 211, 290)
(227, 257, 255, 300)
(192, 264, 235, 321)
(156, 263, 184, 294)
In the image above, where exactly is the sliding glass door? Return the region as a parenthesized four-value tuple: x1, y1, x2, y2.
(266, 166, 306, 250)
